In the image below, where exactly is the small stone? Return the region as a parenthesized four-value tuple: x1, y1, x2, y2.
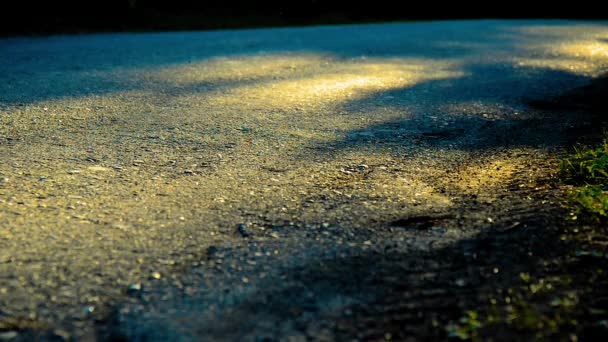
(84, 305, 95, 315)
(67, 170, 81, 175)
(454, 279, 466, 287)
(237, 224, 250, 237)
(0, 177, 8, 183)
(151, 272, 161, 280)
(127, 283, 143, 296)
(431, 227, 447, 234)
(270, 232, 280, 239)
(321, 222, 330, 228)
(184, 169, 195, 175)
(0, 331, 18, 340)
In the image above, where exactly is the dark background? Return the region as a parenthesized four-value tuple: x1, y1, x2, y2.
(1, 0, 607, 36)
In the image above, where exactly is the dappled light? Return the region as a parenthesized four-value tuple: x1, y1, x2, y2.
(149, 53, 332, 86)
(511, 24, 608, 76)
(206, 59, 463, 114)
(1, 20, 608, 338)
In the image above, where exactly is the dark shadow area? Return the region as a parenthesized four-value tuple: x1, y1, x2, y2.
(300, 65, 603, 161)
(97, 191, 608, 340)
(529, 74, 608, 115)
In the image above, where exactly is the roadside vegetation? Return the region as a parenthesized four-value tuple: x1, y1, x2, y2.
(560, 140, 608, 221)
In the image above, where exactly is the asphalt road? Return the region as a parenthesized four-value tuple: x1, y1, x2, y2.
(1, 20, 608, 340)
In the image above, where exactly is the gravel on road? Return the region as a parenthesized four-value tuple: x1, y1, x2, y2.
(1, 20, 608, 340)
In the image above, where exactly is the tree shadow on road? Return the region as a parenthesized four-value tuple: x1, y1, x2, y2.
(3, 21, 608, 341)
(100, 183, 608, 341)
(310, 63, 600, 158)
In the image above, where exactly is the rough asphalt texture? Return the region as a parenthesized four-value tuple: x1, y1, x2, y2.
(1, 20, 608, 340)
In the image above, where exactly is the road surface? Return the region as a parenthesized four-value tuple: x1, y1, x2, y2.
(1, 20, 608, 340)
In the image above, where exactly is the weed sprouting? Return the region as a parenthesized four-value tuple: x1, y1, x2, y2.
(560, 140, 608, 184)
(560, 139, 608, 220)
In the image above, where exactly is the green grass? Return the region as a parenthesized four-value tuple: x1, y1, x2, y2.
(560, 139, 608, 221)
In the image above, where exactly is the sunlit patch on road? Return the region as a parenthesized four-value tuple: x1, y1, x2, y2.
(1, 20, 608, 338)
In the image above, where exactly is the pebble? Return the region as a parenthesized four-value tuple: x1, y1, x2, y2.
(237, 224, 250, 237)
(454, 279, 466, 287)
(430, 227, 447, 234)
(84, 305, 95, 315)
(151, 272, 161, 280)
(127, 283, 143, 296)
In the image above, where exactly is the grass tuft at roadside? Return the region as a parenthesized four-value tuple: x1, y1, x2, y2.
(560, 139, 608, 221)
